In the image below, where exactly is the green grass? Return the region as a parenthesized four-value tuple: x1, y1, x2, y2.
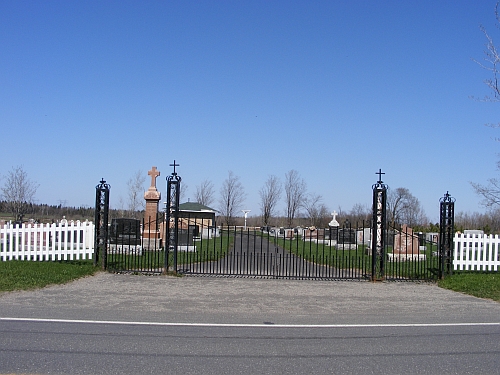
(282, 238, 370, 269)
(275, 236, 440, 280)
(106, 234, 234, 272)
(438, 272, 500, 302)
(0, 260, 98, 292)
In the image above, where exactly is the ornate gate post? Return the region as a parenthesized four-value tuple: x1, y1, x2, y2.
(165, 161, 181, 274)
(371, 169, 387, 281)
(94, 179, 110, 270)
(439, 192, 455, 279)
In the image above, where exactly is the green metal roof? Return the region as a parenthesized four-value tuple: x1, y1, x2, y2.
(178, 202, 217, 212)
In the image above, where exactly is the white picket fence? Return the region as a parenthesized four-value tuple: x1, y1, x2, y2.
(0, 221, 95, 261)
(454, 233, 500, 271)
(1, 222, 499, 272)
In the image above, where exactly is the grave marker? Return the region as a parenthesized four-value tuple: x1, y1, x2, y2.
(391, 224, 425, 261)
(143, 166, 161, 249)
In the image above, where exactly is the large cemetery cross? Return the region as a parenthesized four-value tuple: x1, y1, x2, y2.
(143, 166, 161, 249)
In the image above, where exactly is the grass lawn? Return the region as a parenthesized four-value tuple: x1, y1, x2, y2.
(106, 234, 234, 272)
(276, 236, 440, 280)
(0, 260, 98, 292)
(438, 272, 500, 302)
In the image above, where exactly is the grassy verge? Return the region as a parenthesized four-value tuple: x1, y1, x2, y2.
(438, 273, 500, 302)
(0, 260, 98, 292)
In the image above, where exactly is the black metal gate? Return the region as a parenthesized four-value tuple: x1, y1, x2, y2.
(97, 170, 445, 281)
(175, 220, 371, 279)
(104, 215, 439, 281)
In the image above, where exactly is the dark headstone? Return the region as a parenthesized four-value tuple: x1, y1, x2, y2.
(329, 227, 339, 241)
(178, 225, 199, 246)
(338, 228, 356, 244)
(109, 218, 141, 245)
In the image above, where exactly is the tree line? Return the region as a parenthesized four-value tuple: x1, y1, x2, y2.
(4, 165, 500, 233)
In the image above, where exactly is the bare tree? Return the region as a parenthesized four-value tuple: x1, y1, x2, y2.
(473, 3, 500, 104)
(1, 166, 39, 221)
(400, 195, 428, 228)
(471, 4, 500, 206)
(127, 170, 146, 219)
(218, 171, 246, 226)
(195, 179, 215, 207)
(348, 203, 371, 224)
(387, 187, 412, 227)
(387, 187, 427, 228)
(303, 193, 329, 227)
(471, 162, 500, 208)
(259, 175, 281, 226)
(284, 170, 306, 228)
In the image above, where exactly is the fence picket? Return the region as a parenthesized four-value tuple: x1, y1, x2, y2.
(0, 221, 95, 261)
(454, 233, 500, 271)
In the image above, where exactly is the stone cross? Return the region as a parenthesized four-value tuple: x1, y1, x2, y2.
(148, 166, 160, 189)
(329, 211, 339, 227)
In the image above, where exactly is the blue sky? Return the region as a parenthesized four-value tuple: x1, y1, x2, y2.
(0, 0, 498, 222)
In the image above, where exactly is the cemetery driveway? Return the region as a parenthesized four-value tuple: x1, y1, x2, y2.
(0, 272, 499, 326)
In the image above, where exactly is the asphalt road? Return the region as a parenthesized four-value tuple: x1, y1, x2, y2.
(1, 320, 499, 375)
(185, 233, 350, 278)
(0, 273, 499, 374)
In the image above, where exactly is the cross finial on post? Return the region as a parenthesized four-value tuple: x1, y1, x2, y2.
(376, 168, 385, 184)
(170, 160, 180, 175)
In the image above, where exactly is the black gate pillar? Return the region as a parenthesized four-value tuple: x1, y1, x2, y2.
(94, 178, 110, 270)
(439, 192, 455, 279)
(371, 169, 387, 281)
(165, 160, 181, 274)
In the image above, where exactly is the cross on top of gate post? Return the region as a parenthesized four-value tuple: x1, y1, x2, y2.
(170, 160, 180, 175)
(376, 168, 385, 184)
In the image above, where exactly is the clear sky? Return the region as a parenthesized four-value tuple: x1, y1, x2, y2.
(0, 0, 498, 222)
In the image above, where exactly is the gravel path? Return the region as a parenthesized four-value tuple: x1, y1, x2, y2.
(1, 272, 499, 325)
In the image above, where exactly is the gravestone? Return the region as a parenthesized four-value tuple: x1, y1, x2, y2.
(177, 224, 198, 252)
(109, 218, 142, 255)
(143, 166, 161, 249)
(304, 228, 329, 244)
(109, 218, 141, 245)
(337, 228, 357, 249)
(303, 227, 317, 241)
(390, 224, 424, 261)
(357, 228, 371, 246)
(328, 211, 340, 246)
(285, 228, 295, 239)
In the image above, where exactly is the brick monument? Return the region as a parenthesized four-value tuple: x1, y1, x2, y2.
(143, 166, 161, 249)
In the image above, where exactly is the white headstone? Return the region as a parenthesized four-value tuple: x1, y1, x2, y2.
(329, 211, 339, 227)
